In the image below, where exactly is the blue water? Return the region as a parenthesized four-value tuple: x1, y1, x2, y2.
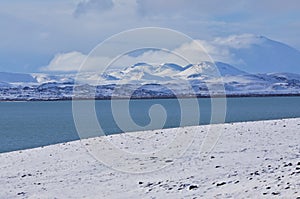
(0, 96, 300, 153)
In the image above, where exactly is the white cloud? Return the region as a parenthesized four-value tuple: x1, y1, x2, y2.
(212, 34, 265, 49)
(41, 50, 188, 72)
(41, 33, 300, 74)
(73, 0, 114, 17)
(41, 51, 112, 72)
(2, 0, 300, 73)
(41, 37, 231, 72)
(41, 51, 86, 72)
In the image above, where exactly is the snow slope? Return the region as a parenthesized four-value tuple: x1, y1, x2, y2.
(0, 118, 299, 198)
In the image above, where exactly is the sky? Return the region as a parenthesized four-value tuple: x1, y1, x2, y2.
(1, 0, 300, 73)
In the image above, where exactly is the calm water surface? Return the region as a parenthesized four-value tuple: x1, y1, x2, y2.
(1, 96, 300, 153)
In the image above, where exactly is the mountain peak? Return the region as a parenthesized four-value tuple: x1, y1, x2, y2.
(159, 63, 184, 71)
(206, 34, 300, 73)
(132, 62, 152, 68)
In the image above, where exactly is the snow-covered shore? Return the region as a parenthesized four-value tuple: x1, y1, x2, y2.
(0, 118, 299, 198)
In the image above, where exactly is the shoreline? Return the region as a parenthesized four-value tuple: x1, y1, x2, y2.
(1, 116, 300, 154)
(1, 118, 299, 198)
(1, 93, 300, 102)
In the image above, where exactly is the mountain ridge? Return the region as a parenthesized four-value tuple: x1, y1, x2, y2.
(0, 61, 300, 100)
(1, 33, 300, 100)
(206, 34, 300, 73)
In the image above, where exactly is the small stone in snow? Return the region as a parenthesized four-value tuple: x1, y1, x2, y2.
(216, 182, 226, 186)
(146, 183, 153, 187)
(189, 185, 198, 190)
(284, 163, 292, 167)
(271, 192, 280, 195)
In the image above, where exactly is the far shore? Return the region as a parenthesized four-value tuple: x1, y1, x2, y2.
(1, 93, 300, 102)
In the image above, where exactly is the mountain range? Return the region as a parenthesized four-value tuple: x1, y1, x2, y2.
(1, 34, 300, 100)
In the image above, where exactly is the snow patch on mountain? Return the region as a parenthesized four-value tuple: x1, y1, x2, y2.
(0, 60, 300, 100)
(1, 34, 300, 100)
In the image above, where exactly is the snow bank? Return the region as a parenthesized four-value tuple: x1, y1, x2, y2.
(0, 118, 299, 198)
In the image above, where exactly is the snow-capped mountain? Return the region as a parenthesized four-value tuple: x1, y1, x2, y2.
(203, 34, 300, 74)
(1, 34, 300, 100)
(102, 61, 249, 83)
(0, 61, 300, 100)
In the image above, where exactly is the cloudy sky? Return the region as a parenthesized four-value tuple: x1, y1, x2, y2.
(1, 0, 300, 73)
